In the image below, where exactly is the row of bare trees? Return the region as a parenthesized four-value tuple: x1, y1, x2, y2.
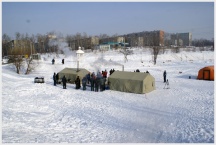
(2, 32, 60, 74)
(2, 32, 60, 57)
(2, 31, 214, 74)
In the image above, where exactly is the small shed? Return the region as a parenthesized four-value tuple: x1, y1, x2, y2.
(58, 68, 90, 83)
(108, 71, 155, 94)
(197, 66, 214, 81)
(31, 53, 41, 60)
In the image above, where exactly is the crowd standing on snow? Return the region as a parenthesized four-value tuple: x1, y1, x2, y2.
(51, 58, 168, 90)
(52, 69, 112, 91)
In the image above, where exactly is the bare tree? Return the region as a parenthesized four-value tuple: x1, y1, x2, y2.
(10, 46, 24, 74)
(119, 43, 133, 63)
(151, 46, 160, 65)
(98, 33, 109, 39)
(75, 32, 82, 49)
(148, 32, 162, 65)
(2, 33, 11, 56)
(9, 32, 39, 74)
(120, 49, 133, 63)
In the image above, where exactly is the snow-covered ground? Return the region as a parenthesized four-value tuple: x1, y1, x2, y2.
(2, 47, 214, 143)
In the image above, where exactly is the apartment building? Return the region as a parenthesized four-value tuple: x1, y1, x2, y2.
(99, 36, 125, 44)
(70, 36, 99, 50)
(171, 32, 192, 46)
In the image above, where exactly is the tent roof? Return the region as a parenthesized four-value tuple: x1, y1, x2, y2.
(201, 66, 214, 70)
(109, 71, 150, 81)
(58, 68, 89, 75)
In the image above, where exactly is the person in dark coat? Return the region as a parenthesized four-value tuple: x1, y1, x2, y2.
(90, 75, 95, 91)
(82, 76, 87, 90)
(53, 72, 56, 86)
(136, 69, 140, 72)
(100, 77, 106, 91)
(62, 75, 67, 89)
(104, 70, 107, 78)
(62, 59, 64, 64)
(109, 69, 112, 75)
(163, 70, 167, 83)
(86, 72, 90, 84)
(75, 76, 81, 89)
(52, 58, 55, 64)
(95, 77, 99, 92)
(56, 73, 59, 84)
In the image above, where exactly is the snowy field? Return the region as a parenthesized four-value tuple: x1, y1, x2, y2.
(2, 47, 214, 143)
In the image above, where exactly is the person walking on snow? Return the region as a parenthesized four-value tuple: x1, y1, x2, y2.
(62, 75, 67, 89)
(82, 76, 87, 90)
(53, 72, 56, 86)
(163, 70, 167, 83)
(86, 72, 90, 84)
(75, 76, 81, 89)
(52, 58, 55, 65)
(90, 75, 95, 91)
(56, 73, 59, 84)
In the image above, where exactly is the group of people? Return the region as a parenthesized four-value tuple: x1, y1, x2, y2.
(134, 69, 149, 73)
(53, 73, 66, 89)
(52, 70, 109, 91)
(89, 71, 107, 92)
(109, 69, 115, 75)
(53, 72, 59, 86)
(52, 69, 168, 90)
(51, 58, 65, 65)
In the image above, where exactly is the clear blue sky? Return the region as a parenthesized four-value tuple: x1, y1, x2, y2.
(2, 2, 214, 40)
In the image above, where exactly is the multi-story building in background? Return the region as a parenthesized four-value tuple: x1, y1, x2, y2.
(124, 30, 164, 47)
(171, 32, 192, 46)
(70, 36, 99, 50)
(99, 36, 125, 44)
(66, 30, 191, 50)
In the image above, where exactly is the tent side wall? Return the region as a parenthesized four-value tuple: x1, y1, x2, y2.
(58, 70, 76, 83)
(58, 68, 89, 83)
(210, 68, 214, 80)
(108, 71, 155, 94)
(144, 76, 155, 93)
(108, 77, 123, 92)
(109, 78, 144, 94)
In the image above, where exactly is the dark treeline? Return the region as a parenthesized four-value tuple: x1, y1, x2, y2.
(192, 39, 214, 47)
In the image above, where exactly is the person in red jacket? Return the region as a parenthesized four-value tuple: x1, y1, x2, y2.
(104, 70, 107, 78)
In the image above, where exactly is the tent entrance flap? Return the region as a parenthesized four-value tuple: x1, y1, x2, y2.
(203, 70, 210, 80)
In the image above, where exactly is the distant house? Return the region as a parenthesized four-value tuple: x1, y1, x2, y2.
(31, 53, 41, 60)
(96, 42, 129, 50)
(96, 44, 111, 51)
